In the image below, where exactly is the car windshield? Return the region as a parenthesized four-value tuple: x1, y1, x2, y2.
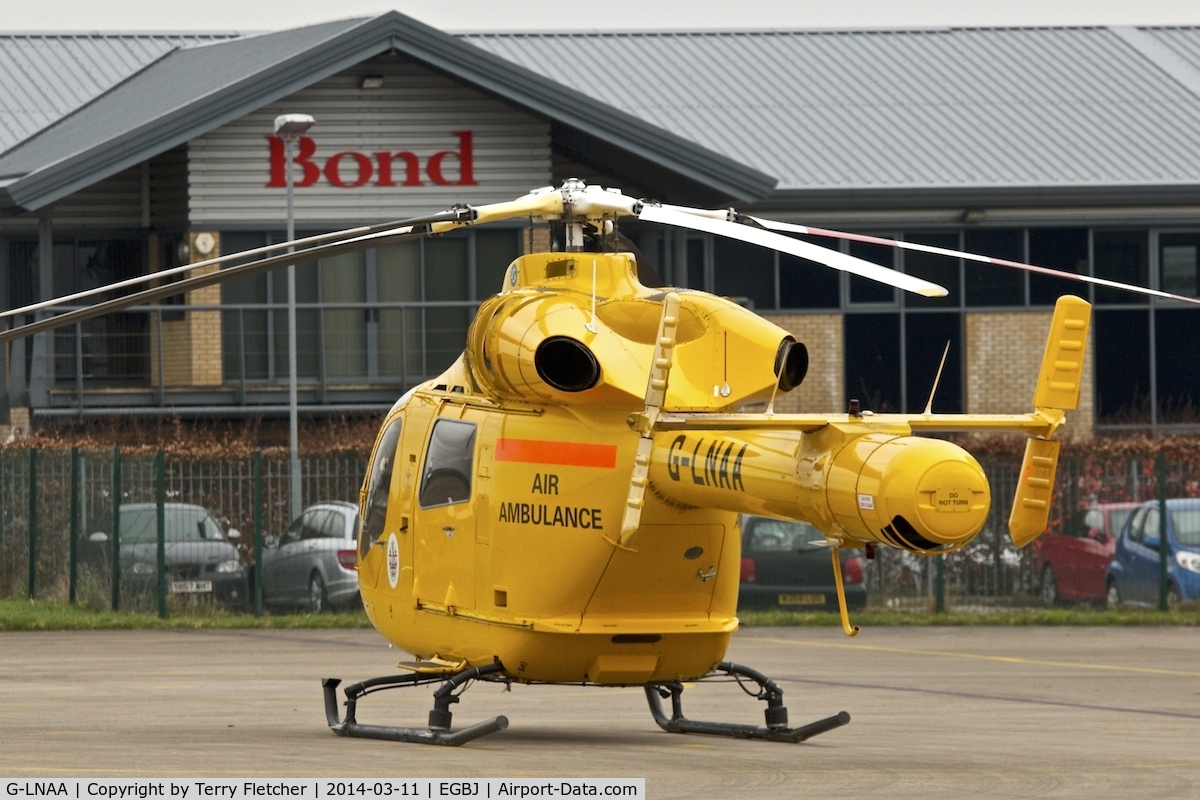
(120, 507, 226, 544)
(1171, 510, 1200, 547)
(1109, 509, 1134, 538)
(748, 519, 823, 551)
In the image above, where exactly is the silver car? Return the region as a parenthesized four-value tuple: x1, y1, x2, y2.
(261, 501, 361, 613)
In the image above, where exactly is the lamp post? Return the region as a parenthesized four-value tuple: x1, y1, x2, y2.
(274, 113, 314, 521)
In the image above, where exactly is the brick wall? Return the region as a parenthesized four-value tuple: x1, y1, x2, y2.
(966, 310, 1094, 439)
(761, 313, 844, 414)
(157, 231, 224, 387)
(527, 224, 551, 255)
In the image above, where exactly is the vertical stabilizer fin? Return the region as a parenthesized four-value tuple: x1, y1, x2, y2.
(1009, 437, 1061, 547)
(1032, 295, 1091, 412)
(1009, 295, 1089, 547)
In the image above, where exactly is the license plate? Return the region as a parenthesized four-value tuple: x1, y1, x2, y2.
(170, 581, 213, 594)
(778, 593, 824, 606)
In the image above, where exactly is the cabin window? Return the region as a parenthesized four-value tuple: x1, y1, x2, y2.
(419, 419, 477, 508)
(359, 418, 403, 557)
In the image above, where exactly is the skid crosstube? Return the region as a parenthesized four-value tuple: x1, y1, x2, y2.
(322, 662, 508, 746)
(645, 661, 850, 743)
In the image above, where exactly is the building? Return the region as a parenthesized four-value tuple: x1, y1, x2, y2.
(2, 14, 1200, 436)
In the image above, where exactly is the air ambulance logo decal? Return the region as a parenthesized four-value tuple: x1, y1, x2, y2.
(386, 533, 400, 589)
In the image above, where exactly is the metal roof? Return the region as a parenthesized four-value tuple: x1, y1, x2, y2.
(463, 27, 1200, 205)
(6, 22, 1200, 211)
(0, 33, 237, 154)
(0, 12, 772, 212)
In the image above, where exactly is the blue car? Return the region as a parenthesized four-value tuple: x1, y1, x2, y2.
(1106, 498, 1200, 609)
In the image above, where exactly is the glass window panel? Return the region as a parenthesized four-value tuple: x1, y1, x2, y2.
(424, 237, 470, 375)
(1094, 309, 1150, 425)
(376, 240, 421, 379)
(269, 241, 320, 380)
(1160, 233, 1200, 298)
(61, 240, 147, 385)
(779, 245, 841, 309)
(221, 233, 269, 380)
(270, 252, 319, 305)
(903, 232, 961, 308)
(844, 313, 901, 412)
(302, 510, 333, 540)
(1155, 308, 1200, 423)
(1093, 230, 1149, 305)
(905, 312, 962, 413)
(320, 251, 367, 378)
(964, 229, 1024, 306)
(419, 419, 476, 508)
(272, 308, 320, 379)
(361, 418, 403, 556)
(685, 238, 706, 290)
(848, 239, 897, 304)
(475, 229, 521, 300)
(714, 237, 773, 308)
(7, 241, 36, 308)
(53, 242, 80, 384)
(1029, 228, 1088, 306)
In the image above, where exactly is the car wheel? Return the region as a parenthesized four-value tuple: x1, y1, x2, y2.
(1106, 580, 1122, 610)
(308, 573, 327, 615)
(1166, 585, 1181, 611)
(1040, 565, 1059, 607)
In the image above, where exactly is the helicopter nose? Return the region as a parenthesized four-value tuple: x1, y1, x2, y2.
(832, 436, 990, 552)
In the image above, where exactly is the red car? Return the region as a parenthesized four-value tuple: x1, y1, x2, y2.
(1036, 502, 1139, 605)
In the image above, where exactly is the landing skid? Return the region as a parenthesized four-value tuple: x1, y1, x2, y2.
(645, 661, 850, 743)
(322, 662, 508, 746)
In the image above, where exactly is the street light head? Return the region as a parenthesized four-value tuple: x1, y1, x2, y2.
(274, 113, 315, 139)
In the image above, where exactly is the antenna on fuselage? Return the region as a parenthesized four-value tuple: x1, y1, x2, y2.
(922, 341, 952, 415)
(585, 259, 599, 334)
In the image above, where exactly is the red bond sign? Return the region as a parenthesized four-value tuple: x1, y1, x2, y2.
(266, 131, 477, 188)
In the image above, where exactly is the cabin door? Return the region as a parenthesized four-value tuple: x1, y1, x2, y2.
(413, 408, 478, 611)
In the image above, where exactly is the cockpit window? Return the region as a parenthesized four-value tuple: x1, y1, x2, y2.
(419, 419, 476, 509)
(359, 418, 403, 557)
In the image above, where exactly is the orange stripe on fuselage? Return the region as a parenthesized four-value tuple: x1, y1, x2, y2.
(495, 438, 618, 468)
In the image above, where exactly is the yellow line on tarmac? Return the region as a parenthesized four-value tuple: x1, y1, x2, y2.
(740, 636, 1200, 678)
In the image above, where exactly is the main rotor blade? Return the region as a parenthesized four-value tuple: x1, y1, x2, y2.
(0, 226, 425, 345)
(0, 208, 473, 321)
(639, 205, 948, 298)
(750, 217, 1200, 307)
(0, 189, 570, 343)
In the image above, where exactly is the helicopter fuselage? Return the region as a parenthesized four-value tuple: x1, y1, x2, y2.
(354, 250, 998, 685)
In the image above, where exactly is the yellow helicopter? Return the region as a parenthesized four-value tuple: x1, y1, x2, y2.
(4, 179, 1196, 747)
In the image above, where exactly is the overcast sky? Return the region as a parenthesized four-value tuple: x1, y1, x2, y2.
(7, 0, 1200, 32)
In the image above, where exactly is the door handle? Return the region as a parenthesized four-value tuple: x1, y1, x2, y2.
(442, 526, 455, 539)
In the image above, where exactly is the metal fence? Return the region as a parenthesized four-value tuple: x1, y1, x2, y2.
(0, 447, 366, 613)
(0, 448, 1194, 614)
(863, 452, 1199, 610)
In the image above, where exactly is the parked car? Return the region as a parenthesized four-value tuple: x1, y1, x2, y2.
(1035, 502, 1138, 606)
(262, 501, 361, 613)
(738, 515, 866, 611)
(85, 503, 248, 607)
(1106, 498, 1200, 609)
